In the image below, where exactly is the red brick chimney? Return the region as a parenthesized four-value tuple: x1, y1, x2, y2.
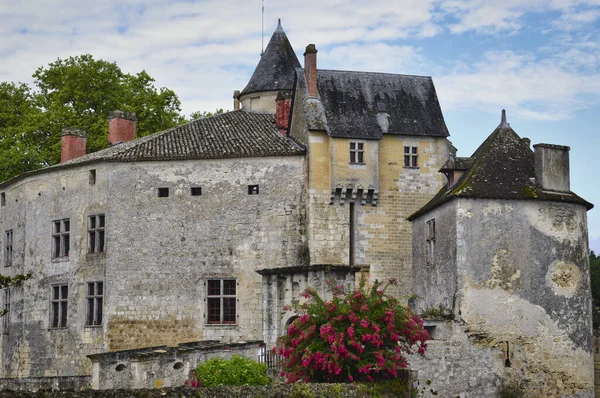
(304, 44, 318, 97)
(61, 128, 87, 163)
(275, 92, 291, 135)
(108, 110, 136, 146)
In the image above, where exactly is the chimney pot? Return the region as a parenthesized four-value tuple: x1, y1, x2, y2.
(533, 143, 570, 192)
(61, 128, 87, 162)
(108, 110, 136, 145)
(304, 44, 318, 97)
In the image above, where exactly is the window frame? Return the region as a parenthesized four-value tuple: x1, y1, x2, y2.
(206, 279, 237, 325)
(4, 230, 12, 267)
(87, 214, 105, 254)
(426, 218, 436, 266)
(350, 141, 365, 164)
(52, 219, 70, 259)
(404, 146, 418, 168)
(50, 284, 68, 329)
(2, 288, 9, 334)
(85, 281, 104, 327)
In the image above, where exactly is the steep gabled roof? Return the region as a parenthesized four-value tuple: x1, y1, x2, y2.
(240, 20, 301, 96)
(0, 110, 305, 188)
(409, 118, 592, 220)
(305, 69, 449, 139)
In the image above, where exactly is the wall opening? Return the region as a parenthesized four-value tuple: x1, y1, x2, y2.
(173, 362, 184, 370)
(89, 169, 96, 185)
(504, 341, 511, 367)
(115, 364, 127, 372)
(158, 187, 169, 198)
(349, 202, 355, 266)
(248, 185, 259, 195)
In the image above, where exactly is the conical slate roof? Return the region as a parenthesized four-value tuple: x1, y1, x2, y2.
(408, 111, 592, 220)
(240, 20, 300, 96)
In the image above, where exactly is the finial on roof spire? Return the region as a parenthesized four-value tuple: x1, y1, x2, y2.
(278, 18, 281, 26)
(500, 109, 508, 128)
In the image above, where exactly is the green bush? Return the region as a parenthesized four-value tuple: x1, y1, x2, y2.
(195, 355, 271, 387)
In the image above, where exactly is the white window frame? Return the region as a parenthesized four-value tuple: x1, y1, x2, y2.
(350, 142, 365, 164)
(404, 146, 418, 168)
(86, 281, 103, 326)
(206, 279, 237, 325)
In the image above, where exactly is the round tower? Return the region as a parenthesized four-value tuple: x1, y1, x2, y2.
(238, 20, 300, 114)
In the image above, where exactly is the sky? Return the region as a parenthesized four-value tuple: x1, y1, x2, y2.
(1, 0, 599, 251)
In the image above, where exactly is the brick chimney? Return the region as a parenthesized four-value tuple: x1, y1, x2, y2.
(61, 128, 87, 163)
(534, 143, 570, 192)
(108, 110, 136, 146)
(275, 92, 291, 135)
(304, 44, 318, 97)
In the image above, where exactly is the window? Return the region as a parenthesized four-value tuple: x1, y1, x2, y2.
(206, 279, 236, 325)
(88, 215, 105, 254)
(191, 187, 202, 196)
(4, 230, 12, 267)
(89, 169, 96, 185)
(404, 146, 418, 167)
(248, 185, 259, 195)
(0, 193, 5, 207)
(86, 282, 103, 326)
(350, 142, 364, 163)
(158, 187, 169, 198)
(2, 289, 9, 334)
(50, 284, 68, 328)
(426, 219, 436, 266)
(52, 219, 70, 258)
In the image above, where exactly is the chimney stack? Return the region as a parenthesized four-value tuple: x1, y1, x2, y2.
(275, 92, 291, 135)
(108, 110, 136, 146)
(304, 44, 318, 97)
(233, 90, 241, 111)
(61, 128, 87, 163)
(534, 143, 570, 192)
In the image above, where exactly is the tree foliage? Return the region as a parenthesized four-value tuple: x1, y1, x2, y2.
(0, 54, 184, 182)
(274, 277, 428, 383)
(0, 273, 31, 317)
(194, 355, 270, 387)
(591, 251, 600, 304)
(188, 108, 226, 120)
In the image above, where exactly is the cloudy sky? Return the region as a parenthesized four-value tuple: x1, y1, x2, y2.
(1, 0, 600, 251)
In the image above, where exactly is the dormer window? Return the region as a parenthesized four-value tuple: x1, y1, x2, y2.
(350, 142, 364, 164)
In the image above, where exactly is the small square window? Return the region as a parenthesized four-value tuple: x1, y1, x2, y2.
(248, 185, 259, 195)
(89, 170, 96, 185)
(404, 146, 418, 168)
(191, 187, 202, 196)
(350, 142, 364, 164)
(158, 188, 169, 198)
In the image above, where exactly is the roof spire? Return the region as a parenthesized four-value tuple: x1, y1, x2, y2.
(500, 109, 509, 128)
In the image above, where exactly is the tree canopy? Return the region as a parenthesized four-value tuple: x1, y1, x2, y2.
(0, 54, 185, 183)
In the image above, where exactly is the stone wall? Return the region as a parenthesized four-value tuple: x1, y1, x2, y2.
(411, 198, 594, 397)
(0, 154, 306, 383)
(88, 340, 262, 389)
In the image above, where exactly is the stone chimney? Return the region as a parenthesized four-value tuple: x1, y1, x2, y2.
(108, 110, 136, 146)
(233, 90, 241, 110)
(61, 128, 87, 163)
(275, 92, 291, 135)
(534, 143, 570, 192)
(304, 44, 318, 97)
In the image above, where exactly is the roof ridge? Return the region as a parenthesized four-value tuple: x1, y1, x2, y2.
(316, 69, 433, 79)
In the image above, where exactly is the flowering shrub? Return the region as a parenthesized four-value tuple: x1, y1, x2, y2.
(274, 277, 428, 383)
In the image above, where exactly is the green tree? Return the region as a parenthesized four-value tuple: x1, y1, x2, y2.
(0, 54, 184, 182)
(591, 251, 600, 304)
(188, 108, 226, 121)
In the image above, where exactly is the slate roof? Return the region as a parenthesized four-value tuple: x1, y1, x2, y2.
(0, 110, 305, 188)
(408, 118, 593, 220)
(239, 20, 301, 96)
(298, 69, 449, 139)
